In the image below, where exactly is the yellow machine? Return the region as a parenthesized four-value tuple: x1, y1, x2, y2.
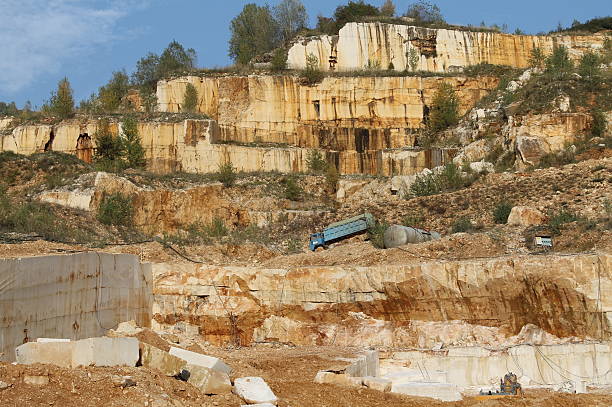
(475, 372, 524, 400)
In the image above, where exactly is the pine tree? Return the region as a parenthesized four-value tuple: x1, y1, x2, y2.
(48, 77, 74, 119)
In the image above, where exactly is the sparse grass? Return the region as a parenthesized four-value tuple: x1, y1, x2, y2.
(548, 209, 578, 235)
(402, 209, 425, 228)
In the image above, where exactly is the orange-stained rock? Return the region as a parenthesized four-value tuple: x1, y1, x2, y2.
(507, 206, 548, 227)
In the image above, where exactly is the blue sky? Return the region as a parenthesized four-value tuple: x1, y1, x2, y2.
(0, 0, 609, 107)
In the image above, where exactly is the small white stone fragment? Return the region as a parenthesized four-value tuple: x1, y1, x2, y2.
(233, 377, 278, 405)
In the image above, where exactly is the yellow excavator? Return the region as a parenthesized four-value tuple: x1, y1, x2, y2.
(475, 372, 524, 400)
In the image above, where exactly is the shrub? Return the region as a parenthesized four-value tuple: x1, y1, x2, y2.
(122, 116, 146, 168)
(591, 110, 608, 138)
(537, 148, 575, 168)
(271, 48, 288, 71)
(545, 45, 573, 78)
(452, 216, 473, 233)
(404, 1, 445, 24)
(97, 193, 133, 226)
(493, 200, 513, 224)
(306, 149, 328, 173)
(409, 172, 440, 196)
(216, 161, 237, 187)
(528, 47, 546, 69)
(426, 82, 459, 134)
(302, 54, 325, 85)
(94, 119, 125, 172)
(283, 176, 303, 201)
(182, 83, 198, 113)
(368, 221, 388, 249)
(548, 209, 578, 234)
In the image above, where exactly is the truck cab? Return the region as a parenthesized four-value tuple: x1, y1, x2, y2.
(309, 232, 325, 251)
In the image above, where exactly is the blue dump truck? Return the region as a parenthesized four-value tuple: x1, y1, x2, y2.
(309, 213, 375, 251)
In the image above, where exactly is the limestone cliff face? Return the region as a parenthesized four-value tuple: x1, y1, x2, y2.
(287, 22, 607, 72)
(151, 253, 612, 347)
(0, 118, 457, 176)
(156, 74, 498, 150)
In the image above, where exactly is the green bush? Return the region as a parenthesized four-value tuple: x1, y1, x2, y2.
(409, 171, 440, 196)
(283, 176, 303, 201)
(306, 149, 328, 173)
(216, 161, 237, 187)
(44, 77, 75, 119)
(182, 83, 198, 113)
(205, 217, 228, 238)
(325, 164, 339, 193)
(452, 217, 473, 233)
(537, 148, 575, 168)
(97, 193, 133, 226)
(368, 221, 388, 249)
(528, 47, 545, 69)
(493, 200, 513, 224)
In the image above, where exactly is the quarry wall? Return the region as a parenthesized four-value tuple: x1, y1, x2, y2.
(151, 253, 612, 348)
(287, 22, 607, 72)
(0, 118, 455, 176)
(156, 74, 498, 149)
(0, 253, 152, 361)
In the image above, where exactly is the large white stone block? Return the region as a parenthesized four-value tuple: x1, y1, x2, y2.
(392, 382, 462, 402)
(72, 337, 139, 367)
(15, 342, 75, 368)
(234, 377, 278, 405)
(140, 343, 186, 376)
(169, 346, 232, 375)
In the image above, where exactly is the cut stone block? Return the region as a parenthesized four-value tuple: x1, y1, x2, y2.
(140, 343, 186, 376)
(36, 338, 71, 343)
(169, 346, 231, 375)
(391, 382, 462, 402)
(15, 342, 75, 368)
(313, 371, 362, 387)
(186, 363, 232, 395)
(362, 376, 392, 392)
(72, 337, 139, 367)
(234, 377, 278, 405)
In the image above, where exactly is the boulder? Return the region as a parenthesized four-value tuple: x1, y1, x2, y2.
(362, 376, 392, 392)
(469, 161, 494, 174)
(507, 206, 547, 227)
(108, 320, 143, 337)
(72, 337, 139, 367)
(452, 139, 490, 165)
(140, 343, 186, 376)
(185, 364, 232, 395)
(515, 136, 550, 166)
(169, 347, 232, 375)
(24, 375, 49, 386)
(0, 380, 11, 390)
(15, 341, 75, 368)
(233, 377, 278, 405)
(336, 179, 369, 201)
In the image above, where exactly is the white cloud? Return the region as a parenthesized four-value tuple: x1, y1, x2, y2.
(0, 0, 144, 95)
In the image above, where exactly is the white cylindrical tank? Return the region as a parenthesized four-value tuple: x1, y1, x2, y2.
(383, 225, 441, 249)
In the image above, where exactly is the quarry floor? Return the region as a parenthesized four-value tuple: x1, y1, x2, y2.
(2, 344, 612, 407)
